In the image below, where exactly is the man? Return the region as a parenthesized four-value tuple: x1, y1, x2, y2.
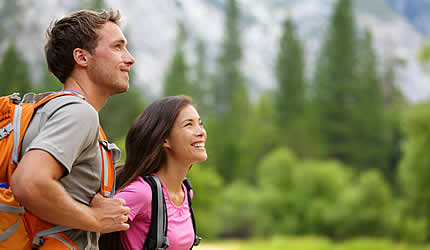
(10, 9, 135, 249)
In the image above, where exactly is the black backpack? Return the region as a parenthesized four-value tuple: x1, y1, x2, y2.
(142, 175, 201, 250)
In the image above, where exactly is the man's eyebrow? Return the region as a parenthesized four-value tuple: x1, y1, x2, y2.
(113, 39, 127, 45)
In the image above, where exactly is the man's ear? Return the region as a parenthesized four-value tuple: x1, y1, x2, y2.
(73, 48, 89, 67)
(163, 139, 171, 149)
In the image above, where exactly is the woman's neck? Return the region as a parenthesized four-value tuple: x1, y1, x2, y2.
(156, 160, 190, 194)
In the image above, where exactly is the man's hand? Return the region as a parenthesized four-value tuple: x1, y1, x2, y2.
(89, 193, 130, 233)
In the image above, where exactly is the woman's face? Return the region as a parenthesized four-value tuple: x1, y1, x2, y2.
(163, 105, 207, 164)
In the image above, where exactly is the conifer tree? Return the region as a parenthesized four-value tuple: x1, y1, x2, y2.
(238, 92, 279, 184)
(0, 1, 24, 44)
(213, 0, 246, 116)
(38, 70, 62, 93)
(190, 39, 211, 120)
(353, 29, 387, 170)
(275, 17, 312, 157)
(0, 43, 33, 96)
(276, 17, 306, 128)
(162, 22, 191, 97)
(80, 0, 105, 10)
(313, 0, 388, 171)
(381, 54, 407, 182)
(209, 0, 250, 183)
(312, 0, 366, 169)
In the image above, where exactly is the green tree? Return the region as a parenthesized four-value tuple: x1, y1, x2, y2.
(381, 55, 407, 182)
(275, 17, 306, 132)
(209, 0, 250, 183)
(187, 164, 223, 239)
(293, 160, 352, 237)
(213, 0, 245, 116)
(0, 1, 24, 44)
(37, 70, 62, 93)
(190, 39, 211, 120)
(162, 22, 192, 97)
(237, 92, 279, 184)
(254, 147, 300, 236)
(351, 29, 387, 170)
(313, 0, 359, 165)
(398, 103, 430, 241)
(335, 170, 395, 238)
(313, 0, 386, 171)
(275, 17, 316, 158)
(217, 180, 257, 238)
(418, 40, 430, 71)
(0, 43, 33, 96)
(79, 0, 105, 10)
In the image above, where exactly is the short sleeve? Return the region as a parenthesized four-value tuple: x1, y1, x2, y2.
(115, 177, 152, 222)
(26, 97, 99, 174)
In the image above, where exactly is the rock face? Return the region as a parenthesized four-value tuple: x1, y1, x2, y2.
(2, 0, 430, 102)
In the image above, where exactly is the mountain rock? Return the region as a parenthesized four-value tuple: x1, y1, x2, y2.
(2, 0, 430, 102)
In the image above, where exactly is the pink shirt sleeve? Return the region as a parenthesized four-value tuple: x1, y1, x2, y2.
(115, 176, 152, 221)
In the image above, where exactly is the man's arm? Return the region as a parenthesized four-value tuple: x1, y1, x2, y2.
(10, 149, 130, 234)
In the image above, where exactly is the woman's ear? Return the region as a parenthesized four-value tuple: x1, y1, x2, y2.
(163, 139, 171, 149)
(73, 48, 89, 67)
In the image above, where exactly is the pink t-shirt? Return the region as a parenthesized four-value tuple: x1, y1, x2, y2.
(115, 176, 194, 250)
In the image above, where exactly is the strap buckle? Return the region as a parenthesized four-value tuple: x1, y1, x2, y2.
(8, 93, 21, 104)
(0, 124, 13, 140)
(194, 235, 202, 246)
(32, 236, 45, 249)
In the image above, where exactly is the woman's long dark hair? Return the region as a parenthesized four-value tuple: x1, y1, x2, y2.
(99, 96, 192, 250)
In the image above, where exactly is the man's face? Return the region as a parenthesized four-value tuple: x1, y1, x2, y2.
(87, 21, 135, 96)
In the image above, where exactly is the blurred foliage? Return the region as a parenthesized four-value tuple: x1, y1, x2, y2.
(3, 0, 430, 245)
(398, 103, 430, 242)
(0, 43, 33, 96)
(187, 163, 223, 239)
(163, 22, 192, 97)
(418, 41, 430, 71)
(229, 236, 430, 250)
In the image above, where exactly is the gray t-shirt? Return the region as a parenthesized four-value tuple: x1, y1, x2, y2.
(20, 93, 102, 250)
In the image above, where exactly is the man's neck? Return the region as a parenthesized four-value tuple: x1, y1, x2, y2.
(63, 77, 108, 112)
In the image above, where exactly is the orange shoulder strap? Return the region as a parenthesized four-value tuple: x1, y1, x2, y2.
(98, 127, 116, 198)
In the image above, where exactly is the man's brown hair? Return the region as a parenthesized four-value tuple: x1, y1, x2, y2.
(45, 9, 121, 83)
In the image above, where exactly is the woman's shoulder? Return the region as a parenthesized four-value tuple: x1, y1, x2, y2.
(115, 176, 153, 200)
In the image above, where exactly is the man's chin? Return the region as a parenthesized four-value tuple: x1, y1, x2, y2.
(114, 83, 129, 94)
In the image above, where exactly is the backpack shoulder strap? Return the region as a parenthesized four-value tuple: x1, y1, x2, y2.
(142, 175, 169, 250)
(98, 127, 119, 198)
(183, 178, 202, 248)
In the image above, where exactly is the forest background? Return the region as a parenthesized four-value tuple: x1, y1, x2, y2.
(3, 0, 430, 249)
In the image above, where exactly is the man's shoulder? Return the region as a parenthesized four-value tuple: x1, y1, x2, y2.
(36, 95, 98, 125)
(42, 95, 95, 114)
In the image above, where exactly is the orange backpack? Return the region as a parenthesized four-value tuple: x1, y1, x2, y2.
(0, 92, 117, 249)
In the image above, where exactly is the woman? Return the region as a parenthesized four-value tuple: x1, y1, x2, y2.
(99, 95, 207, 250)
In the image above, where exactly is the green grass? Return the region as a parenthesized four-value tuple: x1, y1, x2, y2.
(198, 236, 430, 250)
